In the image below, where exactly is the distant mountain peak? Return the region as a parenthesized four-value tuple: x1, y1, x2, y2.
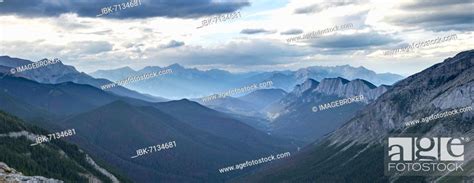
(174, 98, 192, 103)
(350, 79, 377, 89)
(271, 72, 290, 77)
(291, 78, 319, 96)
(111, 66, 135, 72)
(310, 77, 385, 101)
(249, 88, 287, 95)
(138, 63, 185, 73)
(318, 77, 350, 88)
(168, 63, 182, 67)
(303, 78, 320, 86)
(167, 63, 185, 70)
(0, 56, 35, 67)
(141, 65, 162, 71)
(162, 98, 207, 109)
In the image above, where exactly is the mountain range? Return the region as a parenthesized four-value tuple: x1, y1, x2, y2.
(0, 56, 165, 103)
(0, 50, 472, 182)
(239, 50, 474, 183)
(90, 63, 403, 99)
(200, 77, 390, 144)
(0, 72, 297, 182)
(265, 77, 390, 143)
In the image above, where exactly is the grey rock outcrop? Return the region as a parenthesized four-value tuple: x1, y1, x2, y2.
(292, 79, 319, 97)
(0, 162, 63, 183)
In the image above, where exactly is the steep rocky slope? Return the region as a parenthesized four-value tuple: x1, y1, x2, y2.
(240, 50, 474, 183)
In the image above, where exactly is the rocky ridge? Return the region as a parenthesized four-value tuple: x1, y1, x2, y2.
(329, 50, 474, 145)
(0, 162, 63, 183)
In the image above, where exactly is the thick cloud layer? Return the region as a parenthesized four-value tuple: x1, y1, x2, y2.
(0, 0, 471, 75)
(0, 0, 250, 19)
(384, 0, 474, 31)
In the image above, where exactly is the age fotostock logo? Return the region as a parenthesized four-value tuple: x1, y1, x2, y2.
(385, 136, 469, 176)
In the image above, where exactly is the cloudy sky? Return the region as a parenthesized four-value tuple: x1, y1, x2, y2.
(0, 0, 472, 76)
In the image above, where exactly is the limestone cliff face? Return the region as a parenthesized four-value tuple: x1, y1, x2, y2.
(312, 77, 387, 102)
(265, 76, 390, 142)
(293, 64, 403, 86)
(312, 77, 350, 97)
(292, 79, 319, 97)
(273, 77, 388, 115)
(264, 79, 319, 116)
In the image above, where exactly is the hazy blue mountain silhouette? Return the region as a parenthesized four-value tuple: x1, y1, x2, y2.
(90, 63, 403, 99)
